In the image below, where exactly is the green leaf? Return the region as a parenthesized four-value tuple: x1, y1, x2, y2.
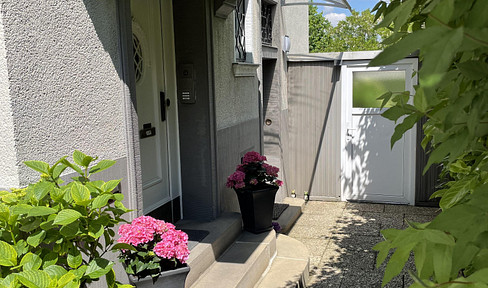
(0, 203, 10, 223)
(20, 253, 42, 271)
(72, 150, 88, 167)
(433, 244, 453, 283)
(43, 265, 67, 280)
(33, 181, 54, 202)
(419, 27, 464, 88)
(16, 270, 51, 288)
(14, 240, 28, 257)
(457, 60, 488, 80)
(67, 248, 82, 269)
(60, 159, 83, 175)
(53, 209, 82, 226)
(413, 242, 434, 279)
(370, 26, 449, 67)
(102, 179, 121, 194)
(91, 194, 113, 209)
(373, 240, 392, 268)
(89, 160, 116, 175)
(24, 161, 50, 175)
(19, 218, 42, 232)
(0, 241, 17, 266)
(85, 259, 114, 280)
(59, 221, 79, 238)
(50, 187, 65, 202)
(56, 272, 76, 288)
(28, 206, 56, 217)
(111, 243, 137, 252)
(11, 204, 32, 216)
(391, 113, 420, 148)
(88, 223, 104, 239)
(70, 182, 91, 206)
(26, 230, 46, 247)
(422, 229, 455, 246)
(42, 252, 58, 268)
(382, 243, 416, 287)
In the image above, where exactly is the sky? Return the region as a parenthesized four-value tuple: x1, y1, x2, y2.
(318, 0, 381, 26)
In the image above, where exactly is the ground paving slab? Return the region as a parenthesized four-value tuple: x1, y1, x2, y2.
(285, 201, 438, 288)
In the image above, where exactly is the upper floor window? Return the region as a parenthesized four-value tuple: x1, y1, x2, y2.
(261, 2, 273, 46)
(235, 0, 246, 62)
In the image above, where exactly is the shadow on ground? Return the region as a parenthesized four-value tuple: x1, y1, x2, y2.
(285, 201, 439, 288)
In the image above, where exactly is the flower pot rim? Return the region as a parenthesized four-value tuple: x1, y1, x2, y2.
(128, 264, 190, 283)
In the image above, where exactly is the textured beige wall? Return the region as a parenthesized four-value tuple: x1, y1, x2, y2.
(282, 1, 309, 54)
(0, 7, 19, 189)
(0, 0, 126, 186)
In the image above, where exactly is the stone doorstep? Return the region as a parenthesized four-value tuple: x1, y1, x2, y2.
(191, 230, 277, 288)
(176, 212, 243, 288)
(255, 234, 310, 288)
(275, 197, 306, 234)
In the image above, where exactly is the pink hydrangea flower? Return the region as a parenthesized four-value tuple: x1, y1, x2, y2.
(117, 222, 155, 246)
(263, 163, 279, 177)
(275, 180, 283, 186)
(226, 170, 246, 188)
(242, 151, 267, 164)
(249, 178, 258, 185)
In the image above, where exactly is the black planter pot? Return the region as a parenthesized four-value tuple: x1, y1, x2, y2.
(234, 184, 278, 234)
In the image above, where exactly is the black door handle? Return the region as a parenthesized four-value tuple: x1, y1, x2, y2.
(160, 91, 166, 122)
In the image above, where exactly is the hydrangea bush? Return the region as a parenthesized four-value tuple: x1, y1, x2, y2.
(115, 216, 190, 282)
(226, 151, 283, 189)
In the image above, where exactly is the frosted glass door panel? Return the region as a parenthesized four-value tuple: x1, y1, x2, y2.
(353, 70, 405, 108)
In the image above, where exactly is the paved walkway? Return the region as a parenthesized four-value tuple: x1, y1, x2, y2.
(285, 201, 439, 288)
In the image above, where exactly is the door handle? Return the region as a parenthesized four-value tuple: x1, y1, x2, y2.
(346, 128, 355, 138)
(160, 91, 166, 122)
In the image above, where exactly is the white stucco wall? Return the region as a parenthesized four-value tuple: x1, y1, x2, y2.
(0, 8, 19, 189)
(1, 0, 127, 186)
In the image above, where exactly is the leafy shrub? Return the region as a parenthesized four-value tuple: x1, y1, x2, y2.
(0, 151, 132, 288)
(371, 0, 488, 287)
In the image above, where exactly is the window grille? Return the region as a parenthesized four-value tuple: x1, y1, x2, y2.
(132, 34, 143, 83)
(235, 0, 246, 62)
(261, 3, 273, 45)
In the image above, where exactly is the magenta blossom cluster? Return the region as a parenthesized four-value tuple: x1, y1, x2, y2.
(226, 151, 283, 189)
(118, 215, 190, 264)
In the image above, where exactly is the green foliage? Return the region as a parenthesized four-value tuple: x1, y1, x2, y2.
(371, 0, 488, 287)
(0, 151, 132, 288)
(309, 7, 392, 52)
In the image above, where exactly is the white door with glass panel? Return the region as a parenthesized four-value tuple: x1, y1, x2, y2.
(341, 59, 418, 205)
(131, 0, 181, 214)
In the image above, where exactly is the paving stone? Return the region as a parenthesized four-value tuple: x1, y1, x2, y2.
(345, 202, 385, 213)
(287, 224, 333, 239)
(293, 213, 342, 227)
(297, 238, 330, 258)
(303, 201, 345, 215)
(308, 267, 344, 288)
(340, 270, 404, 288)
(327, 235, 383, 254)
(329, 215, 381, 237)
(384, 204, 440, 216)
(321, 249, 376, 272)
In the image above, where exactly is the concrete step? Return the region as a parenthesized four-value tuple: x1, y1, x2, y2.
(255, 234, 310, 288)
(191, 230, 277, 288)
(176, 212, 243, 288)
(275, 197, 305, 234)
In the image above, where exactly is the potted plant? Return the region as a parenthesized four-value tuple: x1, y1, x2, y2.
(226, 151, 283, 233)
(114, 215, 190, 288)
(0, 151, 132, 288)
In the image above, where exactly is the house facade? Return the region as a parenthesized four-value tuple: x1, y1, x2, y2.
(0, 0, 312, 224)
